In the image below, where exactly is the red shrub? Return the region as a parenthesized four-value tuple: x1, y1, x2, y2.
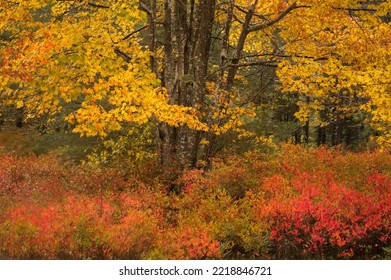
(0, 195, 112, 259)
(1, 190, 164, 259)
(259, 172, 391, 259)
(0, 154, 65, 204)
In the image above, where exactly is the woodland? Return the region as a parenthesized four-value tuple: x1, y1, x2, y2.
(0, 0, 391, 260)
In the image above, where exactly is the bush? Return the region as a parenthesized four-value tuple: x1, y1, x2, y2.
(1, 145, 390, 259)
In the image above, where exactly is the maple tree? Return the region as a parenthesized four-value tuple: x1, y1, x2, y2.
(276, 0, 391, 147)
(1, 0, 390, 169)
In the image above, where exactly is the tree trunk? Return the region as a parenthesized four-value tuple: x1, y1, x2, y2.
(317, 126, 327, 146)
(15, 107, 23, 128)
(158, 0, 216, 170)
(335, 114, 344, 146)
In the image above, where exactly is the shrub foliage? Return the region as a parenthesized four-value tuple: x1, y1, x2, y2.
(1, 145, 391, 259)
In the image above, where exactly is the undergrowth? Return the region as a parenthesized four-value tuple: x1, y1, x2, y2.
(1, 144, 390, 259)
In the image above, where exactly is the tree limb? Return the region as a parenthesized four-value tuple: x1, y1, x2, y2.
(248, 2, 311, 32)
(88, 2, 110, 9)
(228, 61, 278, 68)
(207, 59, 277, 79)
(114, 48, 131, 63)
(122, 25, 148, 41)
(332, 7, 377, 12)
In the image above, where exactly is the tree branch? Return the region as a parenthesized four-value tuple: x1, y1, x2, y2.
(207, 59, 277, 79)
(232, 13, 245, 24)
(108, 25, 148, 44)
(248, 2, 311, 32)
(235, 4, 272, 20)
(114, 48, 131, 63)
(226, 0, 259, 87)
(88, 2, 110, 9)
(332, 7, 377, 12)
(122, 25, 148, 41)
(228, 61, 278, 68)
(138, 1, 151, 15)
(242, 53, 329, 61)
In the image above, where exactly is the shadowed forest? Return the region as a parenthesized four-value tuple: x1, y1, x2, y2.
(1, 0, 390, 259)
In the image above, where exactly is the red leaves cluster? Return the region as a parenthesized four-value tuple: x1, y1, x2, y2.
(251, 146, 391, 259)
(0, 154, 220, 260)
(1, 191, 220, 259)
(1, 145, 391, 259)
(259, 172, 391, 259)
(1, 33, 55, 83)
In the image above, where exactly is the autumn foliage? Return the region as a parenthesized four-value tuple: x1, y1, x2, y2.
(1, 145, 390, 260)
(2, 0, 391, 261)
(2, 0, 390, 171)
(261, 172, 391, 259)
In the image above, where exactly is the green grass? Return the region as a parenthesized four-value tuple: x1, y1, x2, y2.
(0, 127, 98, 162)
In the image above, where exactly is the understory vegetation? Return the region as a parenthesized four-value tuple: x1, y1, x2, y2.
(1, 143, 390, 260)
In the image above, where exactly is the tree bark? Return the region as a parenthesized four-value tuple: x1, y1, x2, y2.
(15, 107, 23, 128)
(158, 0, 216, 170)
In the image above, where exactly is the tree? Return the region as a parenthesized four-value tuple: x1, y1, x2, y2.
(1, 0, 390, 171)
(1, 0, 208, 153)
(277, 0, 391, 148)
